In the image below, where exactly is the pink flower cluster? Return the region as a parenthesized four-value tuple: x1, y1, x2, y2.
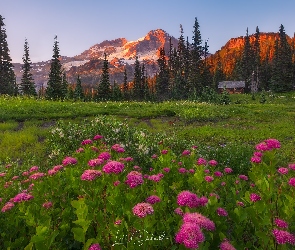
(289, 178, 295, 187)
(81, 170, 102, 181)
(197, 158, 207, 165)
(111, 144, 125, 153)
(88, 243, 101, 250)
(125, 171, 144, 188)
(146, 195, 161, 204)
(93, 134, 103, 140)
(102, 161, 124, 174)
(81, 139, 93, 145)
(224, 167, 233, 174)
(42, 201, 53, 209)
(219, 239, 236, 250)
(29, 166, 39, 172)
(272, 229, 295, 245)
(177, 191, 201, 208)
(13, 192, 34, 203)
(278, 167, 288, 175)
(98, 152, 111, 161)
(148, 173, 164, 182)
(176, 212, 215, 249)
(181, 150, 191, 156)
(275, 218, 288, 229)
(62, 156, 77, 166)
(88, 158, 104, 168)
(132, 202, 154, 218)
(239, 175, 248, 181)
(250, 193, 261, 202)
(208, 160, 218, 166)
(29, 172, 45, 180)
(255, 138, 281, 151)
(1, 202, 15, 212)
(216, 207, 228, 217)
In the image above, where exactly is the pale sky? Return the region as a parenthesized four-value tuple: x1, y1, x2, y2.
(1, 0, 295, 63)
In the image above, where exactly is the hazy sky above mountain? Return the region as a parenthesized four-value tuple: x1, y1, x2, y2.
(2, 0, 295, 63)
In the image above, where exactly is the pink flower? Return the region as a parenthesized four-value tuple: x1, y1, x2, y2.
(111, 144, 125, 153)
(175, 223, 205, 249)
(0, 173, 6, 177)
(253, 151, 263, 157)
(224, 168, 233, 175)
(208, 160, 218, 166)
(88, 158, 104, 168)
(124, 157, 133, 162)
(125, 171, 143, 188)
(174, 207, 184, 216)
(178, 168, 187, 174)
(113, 180, 120, 186)
(220, 239, 236, 250)
(275, 218, 288, 229)
(237, 201, 244, 207)
(189, 169, 195, 174)
(181, 150, 191, 156)
(81, 139, 92, 145)
(199, 196, 208, 206)
(11, 176, 19, 180)
(214, 171, 223, 177)
(132, 202, 154, 218)
(216, 207, 228, 217)
(161, 149, 168, 155)
(250, 193, 261, 202)
(102, 161, 124, 174)
(177, 191, 200, 208)
(42, 201, 53, 209)
(62, 156, 77, 166)
(204, 169, 210, 174)
(114, 220, 122, 225)
(278, 168, 289, 175)
(13, 192, 34, 203)
(151, 154, 158, 159)
(98, 152, 111, 161)
(48, 169, 58, 176)
(29, 172, 45, 180)
(205, 176, 214, 182)
(251, 155, 262, 163)
(272, 229, 295, 245)
(197, 158, 207, 165)
(265, 139, 281, 150)
(81, 170, 102, 181)
(93, 135, 103, 140)
(148, 174, 163, 182)
(221, 182, 226, 186)
(1, 202, 15, 212)
(163, 167, 170, 173)
(289, 163, 295, 170)
(76, 147, 84, 153)
(146, 195, 161, 204)
(239, 175, 248, 181)
(53, 165, 64, 171)
(91, 146, 99, 152)
(183, 212, 215, 231)
(88, 243, 101, 250)
(29, 166, 39, 172)
(289, 178, 295, 187)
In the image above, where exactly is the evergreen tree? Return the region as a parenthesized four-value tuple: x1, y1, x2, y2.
(20, 39, 36, 96)
(240, 28, 254, 93)
(73, 75, 84, 101)
(190, 17, 203, 95)
(0, 15, 16, 95)
(112, 80, 122, 101)
(271, 24, 293, 92)
(122, 68, 129, 99)
(213, 52, 225, 91)
(132, 56, 142, 100)
(260, 48, 272, 90)
(97, 53, 111, 100)
(201, 39, 213, 89)
(141, 63, 149, 100)
(156, 47, 170, 100)
(61, 71, 68, 99)
(253, 26, 261, 90)
(45, 35, 64, 100)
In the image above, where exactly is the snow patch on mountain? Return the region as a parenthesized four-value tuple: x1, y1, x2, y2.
(63, 60, 90, 71)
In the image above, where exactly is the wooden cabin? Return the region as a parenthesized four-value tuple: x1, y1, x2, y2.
(218, 81, 245, 94)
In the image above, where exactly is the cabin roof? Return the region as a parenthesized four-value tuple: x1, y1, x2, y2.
(218, 81, 245, 89)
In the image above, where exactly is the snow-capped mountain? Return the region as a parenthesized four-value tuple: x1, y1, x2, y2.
(13, 29, 178, 88)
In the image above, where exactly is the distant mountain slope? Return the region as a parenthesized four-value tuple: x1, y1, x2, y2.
(13, 29, 178, 89)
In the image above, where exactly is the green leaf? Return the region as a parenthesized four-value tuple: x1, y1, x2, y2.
(24, 242, 34, 250)
(72, 227, 85, 243)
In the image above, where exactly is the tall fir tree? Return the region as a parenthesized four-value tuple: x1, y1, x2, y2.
(132, 56, 142, 100)
(112, 80, 122, 101)
(213, 51, 226, 91)
(61, 71, 68, 99)
(73, 75, 84, 101)
(20, 38, 36, 96)
(253, 26, 261, 90)
(0, 15, 16, 95)
(156, 47, 170, 100)
(97, 53, 111, 100)
(122, 68, 129, 100)
(201, 39, 213, 89)
(259, 48, 272, 90)
(190, 17, 203, 95)
(45, 35, 64, 100)
(271, 24, 293, 92)
(240, 28, 254, 93)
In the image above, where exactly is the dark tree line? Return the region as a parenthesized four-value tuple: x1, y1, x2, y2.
(1, 14, 294, 101)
